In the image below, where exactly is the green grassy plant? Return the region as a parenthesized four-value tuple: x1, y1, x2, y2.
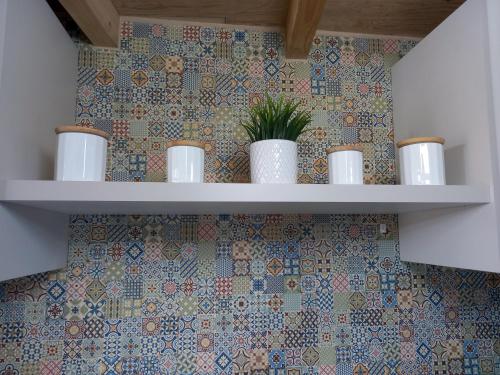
(241, 94, 312, 143)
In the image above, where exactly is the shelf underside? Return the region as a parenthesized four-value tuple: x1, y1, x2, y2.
(0, 180, 490, 215)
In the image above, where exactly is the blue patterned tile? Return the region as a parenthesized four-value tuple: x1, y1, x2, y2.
(1, 19, 499, 375)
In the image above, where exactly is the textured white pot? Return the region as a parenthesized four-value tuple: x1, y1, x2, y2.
(250, 139, 297, 184)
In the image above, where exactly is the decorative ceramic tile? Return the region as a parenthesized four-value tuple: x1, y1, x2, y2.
(1, 21, 500, 375)
(0, 214, 498, 374)
(74, 21, 416, 184)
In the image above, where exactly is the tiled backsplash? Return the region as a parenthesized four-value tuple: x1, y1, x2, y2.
(77, 21, 413, 184)
(1, 214, 498, 374)
(0, 21, 499, 375)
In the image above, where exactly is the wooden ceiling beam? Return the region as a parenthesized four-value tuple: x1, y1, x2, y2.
(285, 0, 327, 59)
(60, 0, 120, 47)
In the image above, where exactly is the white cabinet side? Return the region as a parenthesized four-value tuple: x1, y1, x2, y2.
(0, 0, 7, 84)
(0, 0, 77, 180)
(487, 0, 500, 252)
(0, 204, 68, 281)
(0, 0, 76, 279)
(393, 0, 500, 272)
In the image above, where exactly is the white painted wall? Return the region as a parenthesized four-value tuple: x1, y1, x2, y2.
(0, 203, 68, 281)
(0, 0, 7, 85)
(393, 0, 500, 272)
(394, 0, 493, 186)
(486, 0, 500, 215)
(0, 0, 75, 280)
(0, 0, 77, 180)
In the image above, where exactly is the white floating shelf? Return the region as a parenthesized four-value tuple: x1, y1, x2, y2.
(0, 180, 490, 215)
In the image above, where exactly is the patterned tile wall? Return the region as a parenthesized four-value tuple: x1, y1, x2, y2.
(0, 214, 499, 374)
(0, 21, 499, 375)
(77, 21, 414, 184)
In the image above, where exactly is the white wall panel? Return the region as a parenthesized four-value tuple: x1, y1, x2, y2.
(0, 0, 77, 180)
(0, 0, 74, 280)
(393, 0, 500, 272)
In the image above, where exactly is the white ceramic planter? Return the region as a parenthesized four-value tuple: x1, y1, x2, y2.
(54, 126, 109, 181)
(327, 145, 364, 184)
(250, 139, 297, 184)
(166, 140, 205, 183)
(397, 137, 446, 185)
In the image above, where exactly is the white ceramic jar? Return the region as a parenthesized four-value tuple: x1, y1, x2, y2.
(327, 145, 364, 184)
(166, 140, 205, 183)
(397, 137, 446, 185)
(250, 139, 297, 184)
(54, 126, 109, 181)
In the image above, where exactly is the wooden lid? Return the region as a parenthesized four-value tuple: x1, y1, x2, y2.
(165, 140, 205, 150)
(397, 136, 445, 148)
(326, 144, 363, 154)
(55, 125, 110, 140)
